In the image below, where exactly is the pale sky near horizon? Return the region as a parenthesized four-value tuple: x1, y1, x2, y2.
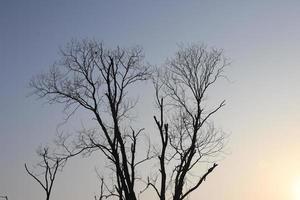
(1, 0, 300, 199)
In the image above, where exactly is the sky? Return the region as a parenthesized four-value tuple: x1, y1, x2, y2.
(1, 0, 300, 199)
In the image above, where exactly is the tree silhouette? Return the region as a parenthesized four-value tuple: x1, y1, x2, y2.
(149, 44, 227, 200)
(29, 40, 228, 200)
(25, 147, 64, 200)
(30, 39, 151, 200)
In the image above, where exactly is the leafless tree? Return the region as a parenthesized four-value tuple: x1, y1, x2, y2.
(146, 44, 228, 200)
(25, 147, 63, 200)
(29, 40, 228, 200)
(30, 39, 151, 200)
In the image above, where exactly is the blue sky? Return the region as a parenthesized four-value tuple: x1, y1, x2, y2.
(1, 0, 300, 199)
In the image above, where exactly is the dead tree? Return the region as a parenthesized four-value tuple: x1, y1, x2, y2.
(30, 39, 151, 200)
(148, 44, 228, 200)
(25, 147, 63, 200)
(30, 40, 228, 200)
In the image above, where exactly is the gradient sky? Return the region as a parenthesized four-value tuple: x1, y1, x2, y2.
(1, 0, 300, 199)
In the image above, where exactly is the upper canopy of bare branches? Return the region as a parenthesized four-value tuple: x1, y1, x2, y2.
(30, 39, 151, 122)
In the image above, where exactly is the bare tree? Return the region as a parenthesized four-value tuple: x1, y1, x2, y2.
(29, 40, 228, 200)
(30, 39, 151, 200)
(25, 147, 63, 200)
(147, 44, 228, 200)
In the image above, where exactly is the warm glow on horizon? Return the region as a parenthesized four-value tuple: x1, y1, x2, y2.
(292, 177, 300, 200)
